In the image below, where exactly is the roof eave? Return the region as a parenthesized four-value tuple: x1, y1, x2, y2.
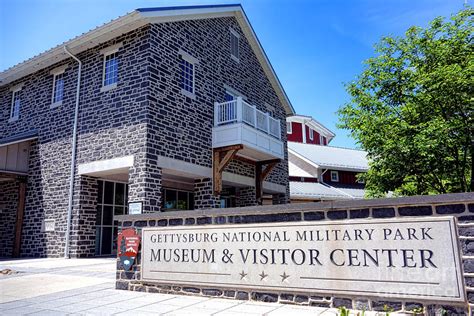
(0, 11, 144, 86)
(0, 5, 295, 117)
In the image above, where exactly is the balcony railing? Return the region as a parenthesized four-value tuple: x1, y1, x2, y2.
(214, 97, 281, 140)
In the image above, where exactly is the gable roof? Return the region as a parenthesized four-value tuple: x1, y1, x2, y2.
(288, 142, 369, 172)
(287, 114, 336, 142)
(0, 4, 295, 116)
(290, 182, 366, 200)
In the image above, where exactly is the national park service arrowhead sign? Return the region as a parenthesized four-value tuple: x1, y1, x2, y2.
(118, 228, 140, 271)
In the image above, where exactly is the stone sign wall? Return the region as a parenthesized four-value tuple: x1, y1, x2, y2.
(115, 192, 474, 314)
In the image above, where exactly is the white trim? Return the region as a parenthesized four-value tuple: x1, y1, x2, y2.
(287, 115, 336, 140)
(181, 88, 195, 99)
(50, 101, 63, 109)
(330, 170, 339, 182)
(78, 155, 134, 175)
(286, 121, 292, 134)
(9, 83, 23, 92)
(49, 64, 68, 75)
(178, 49, 199, 64)
(309, 128, 314, 141)
(0, 135, 37, 148)
(100, 42, 123, 56)
(179, 49, 197, 98)
(51, 72, 64, 106)
(100, 82, 117, 92)
(230, 28, 240, 62)
(229, 28, 240, 38)
(101, 52, 118, 89)
(224, 85, 247, 100)
(319, 134, 324, 145)
(10, 89, 21, 121)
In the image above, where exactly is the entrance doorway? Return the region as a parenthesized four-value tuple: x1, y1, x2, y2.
(95, 180, 128, 256)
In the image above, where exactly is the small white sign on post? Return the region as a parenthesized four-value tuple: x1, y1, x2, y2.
(128, 202, 142, 215)
(141, 216, 466, 304)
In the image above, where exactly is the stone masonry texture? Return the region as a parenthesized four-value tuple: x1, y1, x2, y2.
(115, 193, 474, 315)
(0, 16, 289, 257)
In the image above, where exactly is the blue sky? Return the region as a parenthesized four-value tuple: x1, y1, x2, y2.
(0, 0, 465, 148)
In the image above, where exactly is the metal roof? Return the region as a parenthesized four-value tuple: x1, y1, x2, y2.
(288, 142, 369, 172)
(0, 130, 38, 147)
(0, 4, 295, 116)
(288, 161, 313, 177)
(290, 181, 366, 200)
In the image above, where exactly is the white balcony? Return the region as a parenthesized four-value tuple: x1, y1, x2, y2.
(212, 97, 284, 161)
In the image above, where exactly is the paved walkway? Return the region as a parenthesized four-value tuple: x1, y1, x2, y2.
(0, 258, 375, 315)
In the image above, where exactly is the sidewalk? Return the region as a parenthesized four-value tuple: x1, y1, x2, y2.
(0, 258, 371, 315)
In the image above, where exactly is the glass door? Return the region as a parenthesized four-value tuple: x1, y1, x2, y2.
(95, 180, 128, 256)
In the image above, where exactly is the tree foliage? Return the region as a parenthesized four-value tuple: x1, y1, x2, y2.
(338, 7, 473, 197)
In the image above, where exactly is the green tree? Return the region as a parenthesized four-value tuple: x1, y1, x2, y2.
(338, 7, 473, 197)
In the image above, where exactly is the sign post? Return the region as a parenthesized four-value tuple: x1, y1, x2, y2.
(118, 228, 140, 271)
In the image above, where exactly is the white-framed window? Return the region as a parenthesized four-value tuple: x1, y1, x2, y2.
(9, 84, 23, 122)
(309, 128, 314, 140)
(100, 43, 122, 92)
(179, 49, 198, 99)
(286, 122, 292, 134)
(103, 53, 118, 87)
(331, 171, 339, 182)
(230, 28, 240, 62)
(50, 64, 67, 108)
(52, 73, 64, 106)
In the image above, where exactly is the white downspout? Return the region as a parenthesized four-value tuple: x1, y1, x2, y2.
(63, 46, 82, 259)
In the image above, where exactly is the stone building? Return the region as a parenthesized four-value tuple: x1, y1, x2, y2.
(0, 4, 294, 258)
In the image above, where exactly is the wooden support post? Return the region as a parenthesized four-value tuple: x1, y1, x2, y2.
(13, 178, 27, 258)
(213, 145, 243, 195)
(255, 159, 280, 205)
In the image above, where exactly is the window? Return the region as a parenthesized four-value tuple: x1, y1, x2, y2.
(230, 28, 240, 61)
(10, 88, 21, 121)
(181, 58, 194, 94)
(100, 43, 122, 92)
(331, 171, 339, 182)
(95, 180, 129, 256)
(49, 64, 67, 107)
(52, 73, 64, 106)
(287, 122, 292, 134)
(320, 135, 324, 145)
(103, 52, 118, 87)
(309, 128, 314, 140)
(179, 50, 198, 98)
(225, 91, 236, 102)
(162, 188, 194, 211)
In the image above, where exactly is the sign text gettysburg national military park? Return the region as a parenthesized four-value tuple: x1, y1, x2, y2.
(141, 217, 466, 303)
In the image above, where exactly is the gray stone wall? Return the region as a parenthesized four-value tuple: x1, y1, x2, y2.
(0, 26, 151, 257)
(147, 17, 289, 202)
(0, 15, 290, 257)
(0, 180, 19, 258)
(115, 193, 474, 315)
(69, 175, 98, 258)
